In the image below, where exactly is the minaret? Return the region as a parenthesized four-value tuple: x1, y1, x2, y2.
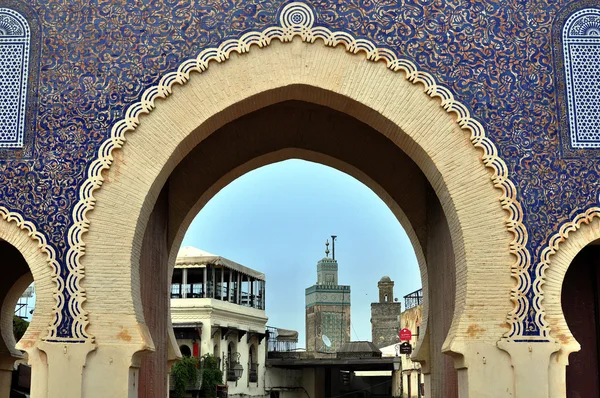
(305, 239, 351, 353)
(317, 240, 338, 286)
(370, 276, 402, 348)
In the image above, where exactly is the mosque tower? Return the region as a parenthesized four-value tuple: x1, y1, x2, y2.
(370, 276, 402, 348)
(305, 238, 351, 353)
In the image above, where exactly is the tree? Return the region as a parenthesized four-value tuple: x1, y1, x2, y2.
(171, 356, 200, 398)
(13, 316, 29, 341)
(200, 354, 223, 398)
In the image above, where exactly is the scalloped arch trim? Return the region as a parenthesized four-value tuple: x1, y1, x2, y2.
(62, 2, 536, 341)
(537, 207, 600, 311)
(0, 206, 61, 340)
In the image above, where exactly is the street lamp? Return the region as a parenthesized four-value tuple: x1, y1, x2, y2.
(227, 352, 244, 382)
(232, 362, 244, 380)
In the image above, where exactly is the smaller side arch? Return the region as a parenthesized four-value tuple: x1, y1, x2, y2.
(0, 208, 58, 348)
(0, 208, 59, 397)
(543, 208, 600, 349)
(1, 272, 33, 360)
(541, 208, 600, 397)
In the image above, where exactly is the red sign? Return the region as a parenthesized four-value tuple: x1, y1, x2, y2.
(399, 328, 412, 341)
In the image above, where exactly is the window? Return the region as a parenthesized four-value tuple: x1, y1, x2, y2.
(249, 344, 258, 383)
(179, 345, 192, 357)
(0, 8, 30, 148)
(563, 8, 600, 148)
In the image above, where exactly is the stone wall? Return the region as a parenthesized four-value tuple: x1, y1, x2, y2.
(371, 301, 402, 348)
(306, 304, 351, 353)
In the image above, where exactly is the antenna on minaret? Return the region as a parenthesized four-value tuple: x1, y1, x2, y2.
(325, 240, 330, 258)
(331, 235, 337, 260)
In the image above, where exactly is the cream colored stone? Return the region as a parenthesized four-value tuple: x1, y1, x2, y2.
(79, 39, 515, 396)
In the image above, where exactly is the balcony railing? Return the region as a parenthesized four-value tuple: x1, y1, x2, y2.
(227, 366, 238, 382)
(249, 363, 259, 383)
(403, 289, 423, 310)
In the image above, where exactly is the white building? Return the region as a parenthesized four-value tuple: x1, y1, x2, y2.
(170, 247, 268, 396)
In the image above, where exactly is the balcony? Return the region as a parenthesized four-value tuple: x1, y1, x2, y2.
(403, 289, 423, 310)
(249, 363, 259, 383)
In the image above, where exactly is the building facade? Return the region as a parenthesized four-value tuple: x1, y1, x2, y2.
(170, 247, 268, 397)
(371, 276, 402, 349)
(399, 292, 423, 398)
(305, 253, 351, 353)
(380, 289, 423, 398)
(0, 1, 597, 397)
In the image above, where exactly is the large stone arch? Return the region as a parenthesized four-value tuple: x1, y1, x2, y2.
(77, 30, 517, 395)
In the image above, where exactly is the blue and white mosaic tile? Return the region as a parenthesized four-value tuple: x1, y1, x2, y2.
(563, 8, 600, 148)
(0, 0, 597, 339)
(0, 8, 29, 148)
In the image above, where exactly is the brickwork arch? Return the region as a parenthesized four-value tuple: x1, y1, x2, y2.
(81, 37, 515, 395)
(0, 214, 57, 351)
(161, 111, 431, 358)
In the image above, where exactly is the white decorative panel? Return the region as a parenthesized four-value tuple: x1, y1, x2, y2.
(0, 8, 29, 148)
(563, 8, 600, 148)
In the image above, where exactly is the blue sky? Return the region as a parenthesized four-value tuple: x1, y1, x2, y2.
(181, 159, 421, 348)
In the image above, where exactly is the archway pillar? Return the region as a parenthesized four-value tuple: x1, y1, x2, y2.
(29, 341, 95, 398)
(497, 340, 560, 398)
(445, 341, 514, 398)
(0, 354, 17, 398)
(80, 342, 151, 398)
(548, 349, 571, 398)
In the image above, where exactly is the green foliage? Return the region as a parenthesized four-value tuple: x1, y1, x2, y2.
(200, 354, 223, 398)
(171, 356, 200, 398)
(13, 316, 29, 341)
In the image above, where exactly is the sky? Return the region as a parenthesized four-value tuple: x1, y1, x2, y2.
(181, 159, 422, 348)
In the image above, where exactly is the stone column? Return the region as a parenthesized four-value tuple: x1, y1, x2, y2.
(237, 273, 242, 304)
(497, 340, 560, 398)
(203, 267, 207, 298)
(29, 341, 95, 398)
(228, 271, 233, 301)
(211, 266, 215, 299)
(182, 268, 188, 299)
(220, 268, 224, 300)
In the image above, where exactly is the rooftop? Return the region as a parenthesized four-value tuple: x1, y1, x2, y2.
(176, 246, 265, 281)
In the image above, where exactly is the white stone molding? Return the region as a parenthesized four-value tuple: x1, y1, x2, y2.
(562, 8, 600, 148)
(0, 8, 30, 148)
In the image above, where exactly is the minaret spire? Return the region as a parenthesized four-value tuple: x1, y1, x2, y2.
(325, 239, 330, 258)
